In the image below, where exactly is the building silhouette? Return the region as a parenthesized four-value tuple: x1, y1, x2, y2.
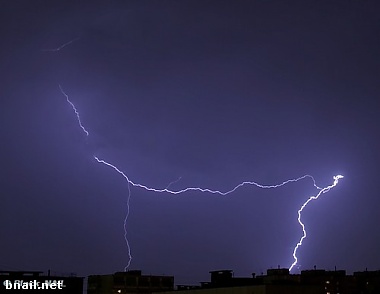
(5, 267, 378, 293)
(156, 267, 380, 294)
(88, 270, 174, 294)
(353, 269, 380, 293)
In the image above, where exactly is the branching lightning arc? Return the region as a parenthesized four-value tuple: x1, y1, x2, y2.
(59, 84, 343, 272)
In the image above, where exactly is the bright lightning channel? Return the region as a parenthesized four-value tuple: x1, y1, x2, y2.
(289, 174, 344, 272)
(93, 157, 320, 195)
(60, 85, 343, 272)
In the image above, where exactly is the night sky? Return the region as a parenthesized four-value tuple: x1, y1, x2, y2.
(1, 0, 380, 285)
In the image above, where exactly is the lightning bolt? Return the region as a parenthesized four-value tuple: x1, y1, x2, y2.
(93, 157, 320, 195)
(59, 84, 343, 272)
(289, 174, 344, 272)
(59, 85, 89, 136)
(42, 37, 80, 52)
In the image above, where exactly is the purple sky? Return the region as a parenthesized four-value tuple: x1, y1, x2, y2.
(1, 0, 380, 285)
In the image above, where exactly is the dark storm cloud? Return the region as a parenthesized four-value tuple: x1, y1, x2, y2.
(1, 0, 379, 285)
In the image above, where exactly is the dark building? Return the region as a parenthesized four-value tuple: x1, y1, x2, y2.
(259, 268, 300, 285)
(160, 268, 321, 294)
(203, 270, 259, 288)
(0, 270, 83, 294)
(88, 270, 174, 294)
(353, 270, 380, 294)
(300, 268, 355, 294)
(156, 267, 380, 294)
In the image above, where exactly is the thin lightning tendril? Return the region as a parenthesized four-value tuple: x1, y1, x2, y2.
(59, 85, 89, 136)
(42, 37, 80, 52)
(123, 174, 132, 270)
(165, 176, 182, 190)
(60, 85, 343, 272)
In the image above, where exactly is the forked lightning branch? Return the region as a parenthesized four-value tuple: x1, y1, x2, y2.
(59, 84, 343, 272)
